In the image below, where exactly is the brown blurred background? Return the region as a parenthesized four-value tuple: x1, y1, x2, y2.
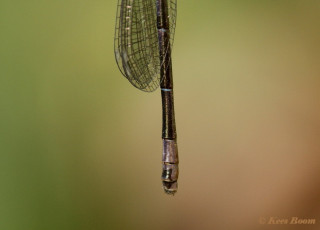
(1, 0, 319, 230)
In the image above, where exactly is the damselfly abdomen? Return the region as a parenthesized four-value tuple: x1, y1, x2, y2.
(114, 0, 178, 195)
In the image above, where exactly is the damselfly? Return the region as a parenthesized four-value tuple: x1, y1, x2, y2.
(114, 0, 179, 195)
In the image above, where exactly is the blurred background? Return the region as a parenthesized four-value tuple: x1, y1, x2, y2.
(1, 0, 319, 229)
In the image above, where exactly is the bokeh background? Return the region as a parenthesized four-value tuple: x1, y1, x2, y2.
(1, 0, 319, 230)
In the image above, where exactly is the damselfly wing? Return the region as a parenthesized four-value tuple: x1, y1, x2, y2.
(114, 0, 177, 92)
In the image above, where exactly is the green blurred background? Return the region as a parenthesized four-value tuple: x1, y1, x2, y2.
(1, 1, 319, 230)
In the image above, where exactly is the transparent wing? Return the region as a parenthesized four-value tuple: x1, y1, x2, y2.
(114, 0, 177, 92)
(168, 0, 177, 56)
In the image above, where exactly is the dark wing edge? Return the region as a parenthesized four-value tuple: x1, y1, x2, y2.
(158, 0, 177, 85)
(168, 0, 177, 51)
